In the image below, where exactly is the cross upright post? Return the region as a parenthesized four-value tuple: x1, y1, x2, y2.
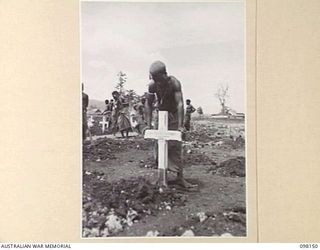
(144, 111, 182, 186)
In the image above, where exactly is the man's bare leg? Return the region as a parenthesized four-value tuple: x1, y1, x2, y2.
(167, 159, 197, 188)
(175, 169, 198, 189)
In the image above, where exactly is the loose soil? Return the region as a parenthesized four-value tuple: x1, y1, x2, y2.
(82, 118, 246, 237)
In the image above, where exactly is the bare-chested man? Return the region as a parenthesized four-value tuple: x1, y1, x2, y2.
(145, 61, 196, 188)
(184, 99, 196, 131)
(103, 99, 112, 129)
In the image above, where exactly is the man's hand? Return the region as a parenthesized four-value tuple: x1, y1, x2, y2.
(141, 125, 152, 136)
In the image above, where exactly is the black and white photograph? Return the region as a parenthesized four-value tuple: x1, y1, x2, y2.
(81, 1, 246, 237)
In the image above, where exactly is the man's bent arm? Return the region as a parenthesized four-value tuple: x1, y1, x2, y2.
(175, 91, 184, 129)
(145, 93, 155, 127)
(191, 105, 196, 113)
(172, 79, 184, 129)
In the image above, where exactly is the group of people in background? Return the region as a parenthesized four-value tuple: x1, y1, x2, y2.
(82, 70, 197, 142)
(82, 88, 197, 141)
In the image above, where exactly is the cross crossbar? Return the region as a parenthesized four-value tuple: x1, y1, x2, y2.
(144, 130, 181, 141)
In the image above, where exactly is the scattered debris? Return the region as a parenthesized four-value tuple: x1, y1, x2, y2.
(82, 174, 186, 237)
(105, 210, 123, 234)
(126, 208, 139, 226)
(197, 212, 208, 223)
(139, 157, 157, 169)
(181, 230, 195, 237)
(220, 233, 233, 237)
(146, 230, 160, 237)
(89, 228, 100, 237)
(163, 207, 246, 237)
(100, 228, 110, 237)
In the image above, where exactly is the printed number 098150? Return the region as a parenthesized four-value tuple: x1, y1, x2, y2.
(300, 244, 318, 248)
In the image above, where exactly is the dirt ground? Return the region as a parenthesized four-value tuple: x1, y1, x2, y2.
(82, 118, 246, 237)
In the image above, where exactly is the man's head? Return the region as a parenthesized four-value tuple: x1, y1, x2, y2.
(112, 91, 120, 99)
(141, 97, 146, 105)
(105, 99, 109, 105)
(186, 99, 191, 105)
(110, 99, 114, 103)
(149, 61, 168, 84)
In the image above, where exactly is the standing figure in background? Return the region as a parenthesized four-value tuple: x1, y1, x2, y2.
(82, 83, 89, 141)
(111, 91, 132, 138)
(132, 98, 147, 134)
(103, 99, 112, 130)
(139, 97, 146, 121)
(109, 99, 114, 112)
(184, 99, 196, 131)
(136, 97, 146, 123)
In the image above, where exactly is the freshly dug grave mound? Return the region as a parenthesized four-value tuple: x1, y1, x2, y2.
(185, 131, 216, 143)
(185, 126, 218, 143)
(82, 172, 187, 237)
(163, 206, 246, 237)
(83, 138, 153, 161)
(221, 137, 245, 149)
(137, 149, 217, 167)
(183, 151, 217, 166)
(182, 143, 217, 166)
(208, 157, 245, 177)
(83, 143, 116, 162)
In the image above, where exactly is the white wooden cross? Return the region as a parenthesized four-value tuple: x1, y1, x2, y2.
(88, 116, 94, 128)
(99, 116, 109, 133)
(144, 111, 182, 186)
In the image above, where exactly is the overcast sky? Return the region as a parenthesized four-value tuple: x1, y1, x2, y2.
(81, 1, 244, 114)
